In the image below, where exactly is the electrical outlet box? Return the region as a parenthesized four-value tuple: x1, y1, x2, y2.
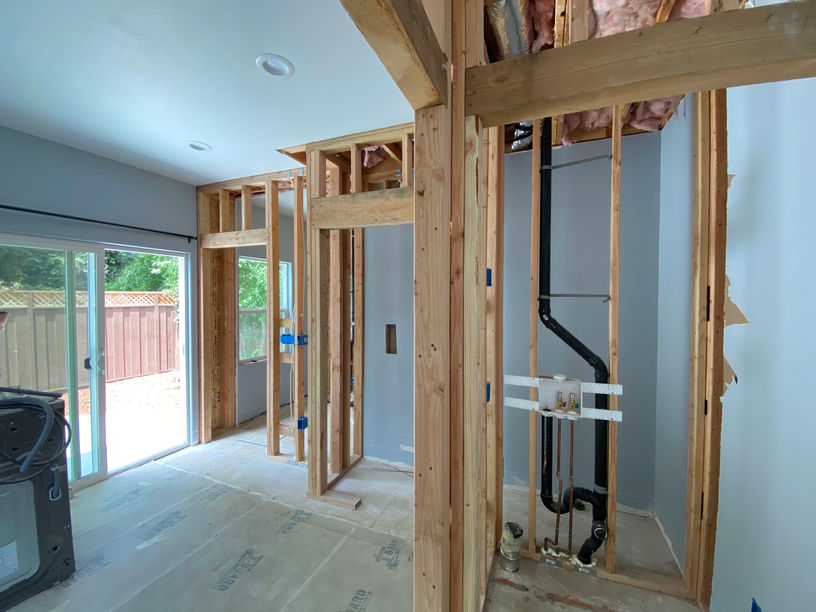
(538, 374, 582, 419)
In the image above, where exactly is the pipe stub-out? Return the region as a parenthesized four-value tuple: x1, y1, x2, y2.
(499, 522, 523, 572)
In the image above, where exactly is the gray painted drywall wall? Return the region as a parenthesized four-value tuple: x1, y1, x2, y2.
(362, 224, 414, 465)
(0, 125, 200, 442)
(654, 97, 693, 565)
(236, 195, 298, 424)
(502, 133, 660, 510)
(710, 78, 816, 611)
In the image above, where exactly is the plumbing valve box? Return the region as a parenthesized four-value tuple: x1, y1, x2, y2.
(538, 374, 582, 419)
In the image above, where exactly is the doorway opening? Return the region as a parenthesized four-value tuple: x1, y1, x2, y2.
(102, 248, 188, 471)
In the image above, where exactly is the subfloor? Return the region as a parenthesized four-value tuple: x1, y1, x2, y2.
(67, 370, 187, 474)
(12, 417, 695, 611)
(502, 484, 683, 579)
(484, 558, 697, 612)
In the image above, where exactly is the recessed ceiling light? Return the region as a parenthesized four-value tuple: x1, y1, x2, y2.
(255, 53, 295, 77)
(188, 141, 212, 152)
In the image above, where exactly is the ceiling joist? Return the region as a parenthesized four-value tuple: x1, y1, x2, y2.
(466, 0, 816, 128)
(339, 0, 447, 109)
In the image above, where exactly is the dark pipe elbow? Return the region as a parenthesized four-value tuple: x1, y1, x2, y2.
(537, 302, 609, 385)
(539, 491, 571, 513)
(577, 521, 608, 565)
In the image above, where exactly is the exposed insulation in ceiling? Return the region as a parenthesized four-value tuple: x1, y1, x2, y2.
(559, 0, 705, 143)
(489, 0, 707, 146)
(362, 145, 389, 168)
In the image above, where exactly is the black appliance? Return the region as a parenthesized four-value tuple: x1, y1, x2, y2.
(0, 389, 75, 611)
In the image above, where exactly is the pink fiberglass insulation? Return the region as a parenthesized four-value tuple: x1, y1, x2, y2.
(669, 0, 707, 20)
(362, 145, 389, 168)
(591, 0, 661, 38)
(530, 0, 556, 53)
(525, 0, 707, 143)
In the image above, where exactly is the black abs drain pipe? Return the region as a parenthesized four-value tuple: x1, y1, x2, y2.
(537, 117, 609, 565)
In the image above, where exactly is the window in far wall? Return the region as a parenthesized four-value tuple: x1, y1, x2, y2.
(238, 257, 293, 362)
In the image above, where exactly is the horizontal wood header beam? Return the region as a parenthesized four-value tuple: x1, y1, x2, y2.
(466, 1, 816, 127)
(340, 0, 447, 109)
(197, 169, 305, 194)
(200, 227, 268, 249)
(277, 144, 307, 166)
(305, 122, 414, 156)
(311, 186, 413, 229)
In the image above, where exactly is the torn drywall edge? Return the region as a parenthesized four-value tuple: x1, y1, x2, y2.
(723, 175, 748, 397)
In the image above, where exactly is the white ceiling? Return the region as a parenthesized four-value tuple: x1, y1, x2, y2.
(0, 1, 413, 186)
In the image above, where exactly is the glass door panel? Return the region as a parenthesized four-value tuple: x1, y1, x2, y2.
(0, 242, 105, 483)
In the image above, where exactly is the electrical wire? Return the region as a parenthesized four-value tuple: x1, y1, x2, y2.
(0, 398, 72, 486)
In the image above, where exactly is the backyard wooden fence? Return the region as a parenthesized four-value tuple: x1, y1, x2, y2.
(0, 291, 179, 392)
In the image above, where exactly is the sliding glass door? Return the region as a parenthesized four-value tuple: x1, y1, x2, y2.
(1, 236, 191, 484)
(0, 238, 106, 483)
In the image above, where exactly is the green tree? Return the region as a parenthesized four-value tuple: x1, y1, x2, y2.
(104, 251, 178, 298)
(0, 245, 66, 290)
(238, 258, 267, 309)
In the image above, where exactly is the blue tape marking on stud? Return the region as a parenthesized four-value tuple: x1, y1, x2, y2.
(486, 382, 491, 403)
(281, 334, 295, 345)
(486, 268, 493, 287)
(297, 334, 308, 346)
(297, 416, 308, 430)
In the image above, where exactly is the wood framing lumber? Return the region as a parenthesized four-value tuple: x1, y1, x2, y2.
(527, 119, 541, 555)
(605, 104, 623, 573)
(362, 156, 402, 185)
(569, 0, 589, 42)
(595, 566, 694, 601)
(655, 0, 678, 22)
(462, 115, 484, 612)
(480, 127, 490, 597)
(197, 192, 217, 443)
(214, 191, 237, 431)
(327, 153, 352, 174)
(698, 88, 728, 608)
(200, 228, 268, 249)
(217, 253, 237, 430)
(351, 144, 365, 458)
(307, 490, 362, 510)
(197, 169, 303, 194)
(276, 145, 308, 167)
(352, 228, 365, 457)
(306, 123, 413, 156)
(292, 175, 306, 463)
(485, 124, 505, 551)
(413, 104, 451, 611)
(327, 453, 364, 490)
(554, 0, 567, 49)
(329, 229, 352, 472)
(401, 133, 413, 187)
(240, 185, 253, 231)
(339, 0, 448, 109)
(266, 181, 282, 457)
(308, 150, 330, 497)
(708, 0, 740, 12)
(449, 0, 476, 604)
(310, 187, 414, 229)
(382, 142, 402, 163)
(684, 91, 711, 596)
(466, 1, 816, 127)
